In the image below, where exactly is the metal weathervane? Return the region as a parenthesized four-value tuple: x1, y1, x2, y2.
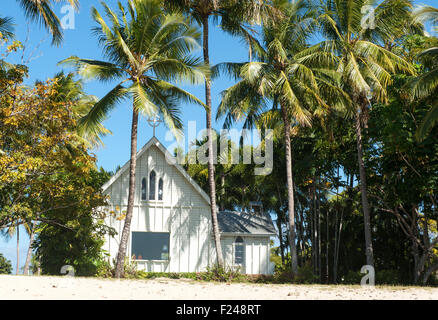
(147, 115, 163, 137)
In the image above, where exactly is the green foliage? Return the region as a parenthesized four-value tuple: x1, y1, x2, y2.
(341, 270, 362, 285)
(32, 166, 115, 277)
(376, 270, 400, 285)
(0, 253, 12, 274)
(203, 265, 245, 282)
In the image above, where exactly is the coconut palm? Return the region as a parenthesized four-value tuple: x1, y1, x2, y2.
(216, 0, 348, 274)
(61, 0, 206, 278)
(310, 0, 415, 267)
(164, 0, 280, 268)
(0, 17, 15, 40)
(408, 5, 438, 141)
(49, 72, 111, 147)
(16, 0, 79, 45)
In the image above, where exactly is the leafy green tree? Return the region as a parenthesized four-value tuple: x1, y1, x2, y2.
(62, 0, 206, 278)
(0, 253, 12, 274)
(33, 167, 115, 276)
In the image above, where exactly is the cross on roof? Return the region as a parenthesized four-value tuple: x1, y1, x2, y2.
(147, 115, 163, 137)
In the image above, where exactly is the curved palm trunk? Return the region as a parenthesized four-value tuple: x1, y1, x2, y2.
(16, 222, 19, 275)
(202, 15, 224, 268)
(23, 223, 34, 275)
(280, 102, 298, 275)
(354, 108, 374, 267)
(114, 107, 139, 278)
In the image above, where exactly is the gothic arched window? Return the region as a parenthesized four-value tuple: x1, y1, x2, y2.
(141, 178, 147, 201)
(234, 236, 245, 265)
(149, 170, 156, 200)
(158, 178, 163, 201)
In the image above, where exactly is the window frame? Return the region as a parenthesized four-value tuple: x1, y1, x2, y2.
(141, 177, 147, 201)
(158, 178, 164, 201)
(130, 231, 170, 262)
(149, 170, 156, 201)
(233, 236, 245, 266)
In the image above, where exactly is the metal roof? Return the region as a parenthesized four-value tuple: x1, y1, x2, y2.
(217, 210, 276, 236)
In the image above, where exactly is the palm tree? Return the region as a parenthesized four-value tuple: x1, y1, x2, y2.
(311, 0, 415, 267)
(61, 0, 206, 278)
(408, 5, 438, 140)
(16, 0, 79, 45)
(49, 72, 111, 147)
(164, 0, 279, 268)
(0, 17, 15, 40)
(1, 219, 34, 275)
(216, 0, 347, 274)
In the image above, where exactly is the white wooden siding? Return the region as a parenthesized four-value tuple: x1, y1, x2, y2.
(102, 142, 273, 274)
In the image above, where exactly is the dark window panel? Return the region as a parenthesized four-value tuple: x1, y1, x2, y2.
(158, 178, 163, 201)
(149, 170, 156, 200)
(131, 232, 169, 261)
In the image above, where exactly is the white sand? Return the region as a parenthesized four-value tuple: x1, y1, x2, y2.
(0, 275, 437, 300)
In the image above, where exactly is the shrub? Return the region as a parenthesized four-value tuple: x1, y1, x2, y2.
(0, 253, 12, 274)
(204, 265, 244, 282)
(376, 269, 399, 285)
(295, 262, 319, 284)
(272, 262, 318, 284)
(341, 270, 362, 284)
(95, 257, 113, 278)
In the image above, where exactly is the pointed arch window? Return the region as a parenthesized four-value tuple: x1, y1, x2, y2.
(158, 178, 163, 201)
(141, 178, 147, 201)
(149, 170, 156, 200)
(234, 236, 245, 265)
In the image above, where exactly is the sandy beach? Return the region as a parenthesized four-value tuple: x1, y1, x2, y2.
(0, 275, 437, 300)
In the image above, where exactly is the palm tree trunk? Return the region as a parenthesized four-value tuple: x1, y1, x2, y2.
(202, 15, 224, 268)
(23, 223, 34, 275)
(16, 222, 19, 275)
(220, 171, 225, 211)
(280, 102, 298, 275)
(354, 109, 374, 267)
(114, 108, 139, 278)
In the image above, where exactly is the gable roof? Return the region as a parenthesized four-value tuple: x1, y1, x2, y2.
(101, 136, 211, 205)
(217, 210, 276, 236)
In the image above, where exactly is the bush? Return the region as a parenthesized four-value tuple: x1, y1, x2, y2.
(0, 253, 12, 274)
(376, 269, 399, 285)
(95, 256, 143, 278)
(203, 265, 244, 282)
(94, 257, 113, 278)
(272, 262, 318, 284)
(341, 270, 362, 284)
(295, 262, 319, 284)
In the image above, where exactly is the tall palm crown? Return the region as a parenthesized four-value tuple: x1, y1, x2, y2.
(17, 0, 79, 45)
(310, 0, 415, 267)
(314, 0, 414, 104)
(62, 0, 206, 136)
(217, 0, 346, 129)
(409, 5, 438, 140)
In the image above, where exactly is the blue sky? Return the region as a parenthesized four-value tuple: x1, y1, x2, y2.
(1, 0, 437, 274)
